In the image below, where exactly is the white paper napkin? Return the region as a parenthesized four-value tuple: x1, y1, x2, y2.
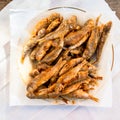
(9, 9, 113, 107)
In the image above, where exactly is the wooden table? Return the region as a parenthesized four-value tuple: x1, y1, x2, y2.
(106, 0, 120, 19)
(0, 0, 120, 19)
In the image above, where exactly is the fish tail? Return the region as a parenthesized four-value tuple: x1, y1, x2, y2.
(89, 95, 99, 102)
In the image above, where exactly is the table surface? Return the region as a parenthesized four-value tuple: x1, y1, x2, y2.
(0, 0, 120, 19)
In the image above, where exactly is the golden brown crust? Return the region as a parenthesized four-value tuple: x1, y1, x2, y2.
(20, 13, 112, 102)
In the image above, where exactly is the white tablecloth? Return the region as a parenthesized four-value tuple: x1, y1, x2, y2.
(0, 0, 120, 120)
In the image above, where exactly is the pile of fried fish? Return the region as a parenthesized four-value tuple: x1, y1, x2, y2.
(21, 13, 112, 102)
